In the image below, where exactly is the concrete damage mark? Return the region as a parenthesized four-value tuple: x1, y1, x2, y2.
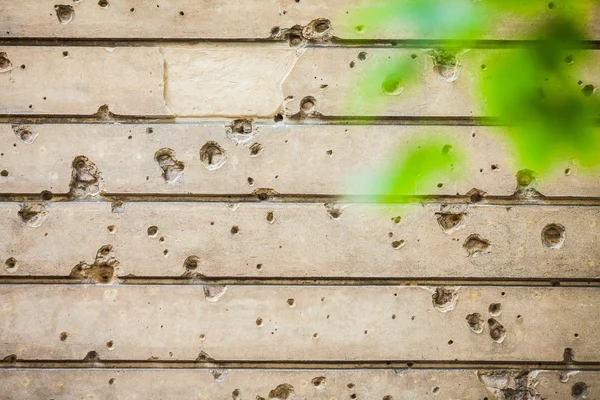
(69, 155, 104, 199)
(70, 245, 119, 284)
(477, 370, 541, 400)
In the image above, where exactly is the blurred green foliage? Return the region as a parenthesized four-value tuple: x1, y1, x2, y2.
(344, 0, 599, 199)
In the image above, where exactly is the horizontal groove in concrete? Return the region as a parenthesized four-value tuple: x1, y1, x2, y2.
(1, 359, 598, 371)
(1, 276, 600, 287)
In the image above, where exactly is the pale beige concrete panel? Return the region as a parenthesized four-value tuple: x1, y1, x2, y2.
(161, 46, 297, 117)
(0, 46, 296, 117)
(0, 369, 596, 400)
(2, 124, 598, 197)
(0, 285, 597, 361)
(0, 47, 168, 115)
(283, 48, 600, 117)
(1, 202, 598, 278)
(1, 0, 600, 40)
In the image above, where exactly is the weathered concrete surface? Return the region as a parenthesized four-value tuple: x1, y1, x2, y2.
(1, 202, 598, 278)
(1, 369, 597, 400)
(2, 124, 599, 197)
(0, 285, 597, 361)
(2, 0, 600, 40)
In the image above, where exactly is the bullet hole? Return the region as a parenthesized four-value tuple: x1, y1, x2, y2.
(62, 51, 69, 58)
(247, 177, 255, 186)
(349, 60, 355, 68)
(249, 142, 263, 156)
(69, 156, 104, 199)
(203, 285, 227, 302)
(106, 340, 114, 350)
(94, 104, 115, 121)
(383, 396, 394, 400)
(5, 257, 18, 273)
(436, 212, 466, 234)
(231, 389, 241, 400)
(287, 298, 296, 307)
(548, 2, 555, 9)
(155, 149, 185, 183)
(488, 303, 502, 316)
(70, 245, 119, 284)
(147, 226, 158, 237)
(466, 313, 484, 333)
(183, 256, 200, 273)
(108, 200, 126, 214)
(392, 314, 396, 319)
(477, 371, 539, 399)
(130, 7, 135, 12)
(490, 164, 499, 170)
(300, 96, 317, 116)
(326, 149, 333, 156)
(488, 318, 506, 343)
(59, 332, 68, 341)
(355, 25, 365, 33)
(0, 52, 12, 72)
(572, 382, 590, 399)
(196, 351, 213, 362)
(179, 11, 185, 16)
(313, 333, 319, 338)
(437, 183, 444, 188)
(256, 317, 264, 326)
(516, 169, 538, 189)
(199, 334, 206, 340)
(382, 73, 404, 95)
(542, 223, 566, 249)
(565, 167, 571, 175)
(84, 351, 100, 362)
(41, 190, 53, 201)
(463, 234, 490, 257)
(107, 225, 116, 233)
(98, 0, 109, 7)
(109, 378, 115, 385)
(481, 64, 487, 70)
(54, 5, 75, 24)
(312, 376, 326, 388)
(432, 287, 458, 312)
(226, 119, 258, 145)
(230, 226, 239, 234)
(427, 49, 462, 82)
(565, 55, 574, 65)
(211, 369, 228, 382)
(163, 249, 169, 256)
(391, 216, 401, 224)
(268, 383, 295, 400)
(467, 188, 486, 203)
(391, 240, 405, 249)
(326, 204, 342, 219)
(12, 124, 38, 144)
(447, 340, 453, 345)
(146, 127, 154, 135)
(582, 84, 595, 97)
(254, 188, 279, 201)
(200, 141, 227, 170)
(266, 211, 275, 224)
(0, 170, 8, 177)
(564, 347, 576, 363)
(358, 51, 367, 61)
(256, 263, 263, 270)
